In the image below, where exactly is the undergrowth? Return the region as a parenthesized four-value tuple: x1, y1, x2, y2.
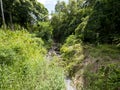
(0, 29, 65, 90)
(81, 44, 120, 90)
(60, 35, 84, 76)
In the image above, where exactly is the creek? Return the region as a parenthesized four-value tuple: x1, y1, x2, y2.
(46, 43, 76, 90)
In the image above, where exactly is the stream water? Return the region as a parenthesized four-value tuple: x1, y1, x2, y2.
(65, 77, 76, 90)
(46, 43, 76, 90)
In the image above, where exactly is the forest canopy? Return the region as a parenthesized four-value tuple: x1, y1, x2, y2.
(51, 0, 120, 44)
(0, 0, 48, 28)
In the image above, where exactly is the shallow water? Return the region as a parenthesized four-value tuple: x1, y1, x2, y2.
(65, 77, 76, 90)
(47, 43, 76, 90)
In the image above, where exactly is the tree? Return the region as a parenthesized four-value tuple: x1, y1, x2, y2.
(52, 0, 120, 44)
(0, 0, 6, 29)
(51, 0, 84, 42)
(83, 0, 120, 43)
(0, 0, 48, 29)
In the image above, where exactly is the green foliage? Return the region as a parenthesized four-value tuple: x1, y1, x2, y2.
(34, 22, 53, 40)
(0, 0, 48, 28)
(52, 0, 120, 44)
(84, 63, 120, 90)
(88, 44, 120, 59)
(83, 0, 120, 43)
(77, 44, 120, 90)
(0, 30, 65, 90)
(33, 22, 53, 48)
(60, 35, 84, 76)
(51, 0, 79, 42)
(75, 16, 90, 40)
(52, 0, 120, 89)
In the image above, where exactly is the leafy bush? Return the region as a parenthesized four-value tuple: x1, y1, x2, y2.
(0, 30, 65, 90)
(60, 35, 84, 76)
(33, 22, 53, 48)
(78, 44, 120, 90)
(83, 63, 120, 90)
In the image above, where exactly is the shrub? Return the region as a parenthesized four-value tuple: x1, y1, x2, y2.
(80, 44, 120, 90)
(60, 35, 84, 76)
(84, 63, 120, 90)
(33, 22, 53, 48)
(0, 30, 65, 90)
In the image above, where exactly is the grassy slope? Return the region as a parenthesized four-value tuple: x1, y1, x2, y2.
(74, 44, 120, 90)
(58, 34, 120, 90)
(0, 30, 65, 90)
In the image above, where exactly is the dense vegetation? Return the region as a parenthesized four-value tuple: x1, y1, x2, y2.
(82, 45, 120, 90)
(51, 0, 120, 44)
(0, 30, 65, 90)
(51, 0, 120, 89)
(0, 0, 48, 29)
(0, 0, 120, 90)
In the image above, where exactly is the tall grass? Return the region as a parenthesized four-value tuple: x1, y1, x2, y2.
(0, 30, 65, 90)
(82, 44, 120, 90)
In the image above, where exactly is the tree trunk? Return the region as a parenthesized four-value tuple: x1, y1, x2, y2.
(0, 0, 6, 29)
(9, 12, 14, 30)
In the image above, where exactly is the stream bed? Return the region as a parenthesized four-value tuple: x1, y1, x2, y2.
(65, 77, 76, 90)
(46, 43, 76, 90)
